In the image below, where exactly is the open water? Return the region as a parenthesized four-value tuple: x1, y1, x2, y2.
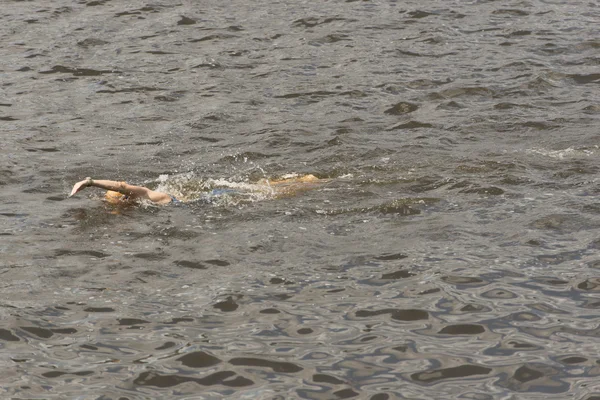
(2, 0, 600, 399)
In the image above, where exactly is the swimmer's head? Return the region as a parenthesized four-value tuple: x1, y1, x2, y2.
(104, 190, 126, 204)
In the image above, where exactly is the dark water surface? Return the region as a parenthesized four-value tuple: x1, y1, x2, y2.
(2, 0, 600, 398)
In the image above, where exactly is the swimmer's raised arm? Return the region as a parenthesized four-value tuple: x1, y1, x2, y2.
(69, 177, 171, 204)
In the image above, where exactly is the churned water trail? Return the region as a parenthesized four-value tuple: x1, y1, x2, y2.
(2, 0, 600, 398)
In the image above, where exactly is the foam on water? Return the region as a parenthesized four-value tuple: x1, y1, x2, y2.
(154, 173, 278, 205)
(525, 146, 597, 159)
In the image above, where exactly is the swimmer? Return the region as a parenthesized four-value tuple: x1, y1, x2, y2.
(69, 174, 326, 205)
(69, 177, 174, 205)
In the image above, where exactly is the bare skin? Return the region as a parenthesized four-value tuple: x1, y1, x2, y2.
(260, 174, 324, 198)
(69, 177, 172, 204)
(69, 174, 327, 205)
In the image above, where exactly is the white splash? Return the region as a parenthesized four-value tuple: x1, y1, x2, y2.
(153, 173, 276, 205)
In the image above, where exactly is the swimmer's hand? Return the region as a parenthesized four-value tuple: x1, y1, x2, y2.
(68, 178, 171, 204)
(69, 177, 93, 197)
